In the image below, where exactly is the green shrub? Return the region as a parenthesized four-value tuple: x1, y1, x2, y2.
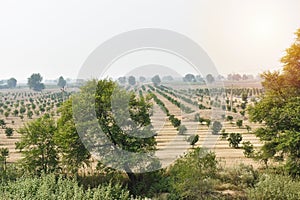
(168, 148, 218, 199)
(227, 133, 242, 148)
(242, 141, 254, 158)
(247, 174, 300, 200)
(0, 173, 137, 200)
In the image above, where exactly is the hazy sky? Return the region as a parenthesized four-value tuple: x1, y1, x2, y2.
(1, 0, 300, 81)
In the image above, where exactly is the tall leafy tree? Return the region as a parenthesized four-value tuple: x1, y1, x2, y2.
(57, 76, 67, 88)
(128, 76, 136, 86)
(17, 114, 58, 174)
(54, 98, 91, 174)
(151, 75, 161, 85)
(206, 74, 215, 83)
(72, 79, 159, 184)
(249, 29, 300, 176)
(7, 78, 17, 88)
(27, 73, 45, 91)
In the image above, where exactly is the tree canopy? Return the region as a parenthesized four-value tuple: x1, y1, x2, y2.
(151, 75, 161, 85)
(7, 78, 17, 88)
(72, 79, 159, 183)
(57, 76, 67, 88)
(27, 73, 45, 91)
(249, 28, 300, 176)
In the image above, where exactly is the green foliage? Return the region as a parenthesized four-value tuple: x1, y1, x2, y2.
(247, 174, 300, 200)
(128, 76, 136, 86)
(226, 115, 233, 122)
(54, 98, 91, 174)
(27, 73, 45, 91)
(0, 173, 135, 200)
(219, 164, 259, 189)
(245, 125, 251, 132)
(187, 134, 199, 147)
(17, 115, 58, 174)
(73, 79, 159, 184)
(0, 148, 9, 171)
(236, 119, 243, 128)
(7, 78, 17, 88)
(5, 127, 13, 137)
(168, 148, 218, 199)
(227, 133, 242, 148)
(151, 75, 161, 85)
(242, 141, 254, 158)
(57, 76, 67, 88)
(248, 29, 300, 176)
(0, 119, 6, 128)
(212, 121, 222, 134)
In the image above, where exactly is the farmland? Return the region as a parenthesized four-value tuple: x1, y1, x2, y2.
(0, 82, 263, 167)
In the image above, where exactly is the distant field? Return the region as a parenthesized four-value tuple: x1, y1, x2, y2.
(0, 81, 264, 169)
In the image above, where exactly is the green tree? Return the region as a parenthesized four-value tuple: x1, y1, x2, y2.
(212, 121, 222, 134)
(168, 148, 218, 199)
(4, 111, 9, 118)
(17, 115, 58, 174)
(245, 125, 252, 133)
(226, 115, 233, 123)
(187, 134, 199, 148)
(228, 133, 243, 148)
(54, 98, 91, 174)
(206, 74, 215, 83)
(27, 73, 45, 91)
(248, 29, 300, 176)
(236, 119, 243, 128)
(7, 78, 17, 88)
(5, 127, 13, 137)
(127, 75, 136, 86)
(72, 79, 159, 184)
(57, 76, 67, 88)
(0, 119, 6, 128)
(242, 141, 254, 158)
(151, 75, 161, 86)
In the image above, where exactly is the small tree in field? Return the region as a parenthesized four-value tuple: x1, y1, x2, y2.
(245, 125, 252, 133)
(212, 121, 222, 134)
(187, 134, 199, 148)
(4, 112, 9, 118)
(5, 127, 13, 137)
(242, 141, 254, 158)
(228, 133, 243, 148)
(227, 115, 233, 123)
(236, 119, 243, 128)
(17, 115, 58, 174)
(0, 119, 6, 128)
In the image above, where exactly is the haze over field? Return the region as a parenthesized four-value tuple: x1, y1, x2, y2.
(1, 0, 300, 81)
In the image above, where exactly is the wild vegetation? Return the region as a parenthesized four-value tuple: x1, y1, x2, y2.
(0, 28, 299, 199)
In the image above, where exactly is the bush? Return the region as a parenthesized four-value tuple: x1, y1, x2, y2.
(0, 173, 137, 200)
(187, 134, 199, 147)
(242, 141, 254, 158)
(227, 133, 242, 148)
(219, 164, 259, 189)
(5, 127, 13, 137)
(247, 174, 300, 200)
(168, 148, 218, 199)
